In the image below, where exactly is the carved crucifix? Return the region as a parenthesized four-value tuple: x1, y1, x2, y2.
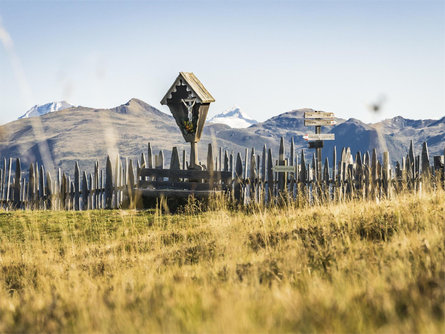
(181, 98, 196, 122)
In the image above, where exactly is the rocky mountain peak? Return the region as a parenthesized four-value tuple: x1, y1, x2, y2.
(19, 101, 74, 119)
(209, 106, 257, 128)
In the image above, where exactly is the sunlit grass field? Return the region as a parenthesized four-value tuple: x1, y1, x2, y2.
(0, 191, 444, 333)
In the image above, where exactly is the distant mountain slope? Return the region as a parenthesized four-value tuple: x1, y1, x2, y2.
(373, 116, 445, 154)
(209, 107, 257, 128)
(0, 98, 246, 173)
(0, 100, 443, 175)
(323, 118, 388, 160)
(19, 101, 74, 119)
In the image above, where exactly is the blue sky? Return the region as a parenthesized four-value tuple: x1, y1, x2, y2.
(0, 0, 444, 125)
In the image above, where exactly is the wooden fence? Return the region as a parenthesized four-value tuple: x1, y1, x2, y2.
(0, 139, 444, 210)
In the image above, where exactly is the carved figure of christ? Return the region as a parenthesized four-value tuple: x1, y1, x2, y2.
(181, 98, 196, 122)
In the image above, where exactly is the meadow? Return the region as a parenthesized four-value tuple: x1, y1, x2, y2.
(0, 191, 444, 333)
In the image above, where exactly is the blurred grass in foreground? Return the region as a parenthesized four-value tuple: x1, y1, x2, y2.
(0, 191, 444, 333)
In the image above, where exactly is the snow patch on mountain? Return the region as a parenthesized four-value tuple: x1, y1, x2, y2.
(19, 101, 74, 119)
(209, 106, 258, 128)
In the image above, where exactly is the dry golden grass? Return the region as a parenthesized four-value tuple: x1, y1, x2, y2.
(0, 190, 444, 333)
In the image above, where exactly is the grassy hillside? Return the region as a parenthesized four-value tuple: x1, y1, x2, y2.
(0, 192, 444, 333)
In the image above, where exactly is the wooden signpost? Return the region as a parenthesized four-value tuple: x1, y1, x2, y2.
(303, 110, 336, 180)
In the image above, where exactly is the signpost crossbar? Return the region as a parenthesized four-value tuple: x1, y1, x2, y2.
(272, 165, 296, 173)
(303, 133, 335, 141)
(304, 111, 335, 119)
(304, 119, 336, 126)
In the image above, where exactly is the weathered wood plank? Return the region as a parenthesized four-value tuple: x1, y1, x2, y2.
(82, 171, 88, 210)
(61, 173, 67, 210)
(139, 180, 228, 191)
(141, 153, 146, 169)
(261, 145, 266, 183)
(304, 111, 335, 118)
(219, 147, 222, 172)
(44, 171, 51, 209)
(332, 146, 337, 183)
(244, 148, 248, 179)
(323, 157, 329, 184)
(382, 152, 390, 197)
(300, 150, 307, 183)
(267, 148, 274, 201)
(364, 165, 370, 199)
(35, 162, 39, 203)
(257, 154, 261, 182)
(159, 151, 164, 169)
(140, 168, 232, 181)
(13, 158, 21, 208)
(28, 164, 35, 209)
(304, 119, 336, 126)
(303, 133, 335, 141)
(69, 179, 74, 211)
(433, 156, 444, 172)
(105, 156, 113, 209)
(1, 158, 6, 202)
(355, 151, 363, 197)
(88, 174, 92, 210)
(364, 151, 370, 167)
(147, 143, 153, 169)
(250, 148, 257, 201)
(114, 156, 121, 208)
(170, 147, 181, 183)
(6, 158, 12, 203)
(39, 165, 45, 209)
(57, 168, 62, 210)
(371, 149, 377, 197)
(21, 177, 26, 208)
(182, 150, 186, 170)
(234, 152, 243, 202)
(128, 159, 135, 190)
(100, 169, 104, 209)
(277, 137, 286, 193)
(74, 162, 80, 210)
(310, 153, 316, 183)
(136, 188, 224, 199)
(207, 143, 214, 174)
(136, 160, 141, 182)
(421, 142, 430, 178)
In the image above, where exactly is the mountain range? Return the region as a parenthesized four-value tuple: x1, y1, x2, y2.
(0, 98, 443, 175)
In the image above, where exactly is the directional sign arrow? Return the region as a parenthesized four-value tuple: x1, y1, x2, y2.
(303, 133, 335, 141)
(304, 111, 335, 119)
(272, 165, 296, 173)
(304, 119, 336, 126)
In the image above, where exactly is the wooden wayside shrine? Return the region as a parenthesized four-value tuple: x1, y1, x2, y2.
(160, 72, 215, 170)
(132, 71, 223, 205)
